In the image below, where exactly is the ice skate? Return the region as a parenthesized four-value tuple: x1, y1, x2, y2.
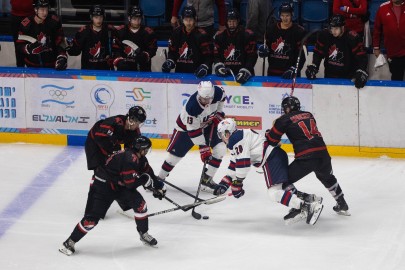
(304, 201, 324, 225)
(284, 208, 307, 225)
(59, 238, 75, 256)
(200, 173, 219, 194)
(296, 191, 323, 204)
(333, 196, 350, 216)
(139, 231, 157, 247)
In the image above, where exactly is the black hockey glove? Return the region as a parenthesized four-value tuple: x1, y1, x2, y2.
(194, 64, 209, 78)
(213, 62, 229, 77)
(25, 41, 48, 55)
(213, 175, 232, 196)
(258, 44, 269, 58)
(55, 55, 67, 71)
(236, 68, 252, 84)
(162, 59, 175, 73)
(305, 64, 318, 79)
(136, 51, 150, 64)
(152, 177, 166, 200)
(231, 178, 245, 198)
(354, 69, 368, 89)
(282, 66, 297, 79)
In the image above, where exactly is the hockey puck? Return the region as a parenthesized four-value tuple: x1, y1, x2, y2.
(202, 216, 209, 220)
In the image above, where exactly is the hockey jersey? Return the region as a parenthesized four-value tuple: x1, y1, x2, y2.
(214, 25, 257, 75)
(175, 85, 226, 146)
(226, 129, 273, 180)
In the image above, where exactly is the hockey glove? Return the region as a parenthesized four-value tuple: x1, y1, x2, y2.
(258, 44, 269, 58)
(113, 57, 125, 70)
(194, 64, 209, 78)
(282, 66, 297, 79)
(305, 64, 318, 79)
(213, 175, 232, 195)
(162, 59, 176, 73)
(152, 177, 166, 200)
(354, 69, 368, 89)
(213, 62, 229, 77)
(25, 41, 47, 55)
(55, 55, 67, 71)
(231, 178, 245, 198)
(236, 68, 252, 84)
(199, 145, 212, 162)
(210, 111, 225, 126)
(136, 51, 150, 64)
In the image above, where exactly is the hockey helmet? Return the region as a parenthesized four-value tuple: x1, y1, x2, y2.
(217, 118, 237, 139)
(227, 9, 240, 21)
(279, 2, 294, 16)
(281, 96, 301, 113)
(128, 106, 147, 123)
(33, 0, 50, 8)
(329, 15, 345, 27)
(128, 6, 143, 18)
(132, 136, 152, 153)
(197, 81, 215, 99)
(89, 5, 105, 17)
(182, 5, 197, 20)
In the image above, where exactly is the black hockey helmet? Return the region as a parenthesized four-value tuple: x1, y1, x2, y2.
(329, 15, 345, 27)
(89, 5, 105, 17)
(33, 0, 50, 8)
(279, 2, 294, 16)
(128, 6, 143, 18)
(227, 9, 240, 21)
(127, 106, 146, 123)
(182, 5, 197, 20)
(281, 96, 301, 113)
(132, 136, 152, 153)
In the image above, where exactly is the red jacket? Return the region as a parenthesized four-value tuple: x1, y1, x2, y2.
(333, 0, 368, 34)
(11, 0, 34, 17)
(373, 1, 405, 58)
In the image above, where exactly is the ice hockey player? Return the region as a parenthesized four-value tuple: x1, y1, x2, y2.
(59, 136, 166, 255)
(213, 9, 257, 84)
(162, 6, 213, 78)
(16, 0, 67, 70)
(66, 5, 121, 70)
(156, 81, 227, 193)
(257, 2, 307, 78)
(305, 14, 368, 89)
(114, 6, 157, 72)
(266, 96, 350, 221)
(215, 118, 324, 225)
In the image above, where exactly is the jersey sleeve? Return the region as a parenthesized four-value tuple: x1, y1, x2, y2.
(312, 30, 329, 67)
(92, 117, 125, 155)
(68, 26, 86, 56)
(266, 116, 288, 146)
(244, 29, 258, 73)
(348, 31, 368, 71)
(228, 130, 251, 179)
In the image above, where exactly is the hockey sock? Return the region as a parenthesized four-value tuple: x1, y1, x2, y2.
(70, 217, 99, 243)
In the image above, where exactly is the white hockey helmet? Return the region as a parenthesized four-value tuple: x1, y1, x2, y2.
(197, 81, 215, 99)
(217, 118, 237, 139)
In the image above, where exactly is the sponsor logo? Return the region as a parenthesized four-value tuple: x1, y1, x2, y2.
(41, 84, 75, 108)
(126, 88, 151, 102)
(91, 85, 115, 120)
(143, 118, 158, 127)
(0, 86, 17, 119)
(32, 114, 89, 123)
(227, 115, 262, 130)
(224, 95, 254, 110)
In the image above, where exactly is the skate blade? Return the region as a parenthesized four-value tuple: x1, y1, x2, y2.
(59, 247, 73, 256)
(142, 242, 158, 248)
(309, 204, 324, 225)
(336, 210, 351, 216)
(284, 213, 307, 225)
(199, 186, 215, 194)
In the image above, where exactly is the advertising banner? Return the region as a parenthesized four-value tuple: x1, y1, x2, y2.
(0, 77, 26, 129)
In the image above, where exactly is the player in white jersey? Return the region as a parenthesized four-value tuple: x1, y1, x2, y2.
(157, 81, 227, 192)
(215, 118, 324, 225)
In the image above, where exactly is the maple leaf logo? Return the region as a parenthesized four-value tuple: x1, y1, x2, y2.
(179, 42, 189, 59)
(89, 41, 102, 58)
(271, 37, 285, 53)
(224, 44, 237, 61)
(124, 45, 135, 57)
(37, 32, 47, 45)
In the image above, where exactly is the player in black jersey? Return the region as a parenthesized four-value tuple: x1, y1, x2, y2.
(162, 6, 213, 78)
(266, 96, 350, 219)
(213, 9, 257, 84)
(114, 6, 157, 72)
(305, 15, 368, 89)
(16, 0, 67, 70)
(59, 136, 166, 255)
(257, 2, 306, 79)
(66, 5, 121, 70)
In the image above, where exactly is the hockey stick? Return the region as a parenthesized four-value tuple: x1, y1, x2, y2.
(262, 7, 276, 76)
(18, 34, 43, 67)
(117, 194, 227, 218)
(161, 179, 205, 201)
(290, 29, 319, 96)
(192, 124, 215, 220)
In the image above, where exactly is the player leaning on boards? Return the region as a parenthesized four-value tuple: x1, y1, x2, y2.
(266, 96, 350, 221)
(157, 81, 227, 193)
(59, 136, 166, 255)
(214, 118, 324, 225)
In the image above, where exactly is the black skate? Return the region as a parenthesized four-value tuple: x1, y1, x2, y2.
(284, 208, 307, 225)
(333, 196, 350, 216)
(304, 201, 324, 225)
(59, 238, 75, 256)
(200, 173, 219, 194)
(296, 191, 323, 204)
(139, 231, 157, 246)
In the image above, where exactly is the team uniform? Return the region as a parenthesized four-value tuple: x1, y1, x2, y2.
(16, 14, 66, 68)
(67, 23, 121, 70)
(115, 24, 157, 71)
(59, 137, 166, 255)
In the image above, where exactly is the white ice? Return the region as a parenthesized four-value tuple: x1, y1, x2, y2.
(0, 143, 405, 270)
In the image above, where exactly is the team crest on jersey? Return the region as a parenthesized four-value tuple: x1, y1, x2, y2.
(124, 45, 136, 57)
(89, 41, 102, 58)
(179, 42, 193, 60)
(224, 44, 240, 61)
(37, 32, 47, 45)
(271, 37, 291, 57)
(328, 45, 344, 64)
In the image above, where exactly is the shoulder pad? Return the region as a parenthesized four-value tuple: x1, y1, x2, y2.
(21, 17, 31, 28)
(213, 86, 225, 102)
(228, 130, 244, 150)
(185, 93, 204, 117)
